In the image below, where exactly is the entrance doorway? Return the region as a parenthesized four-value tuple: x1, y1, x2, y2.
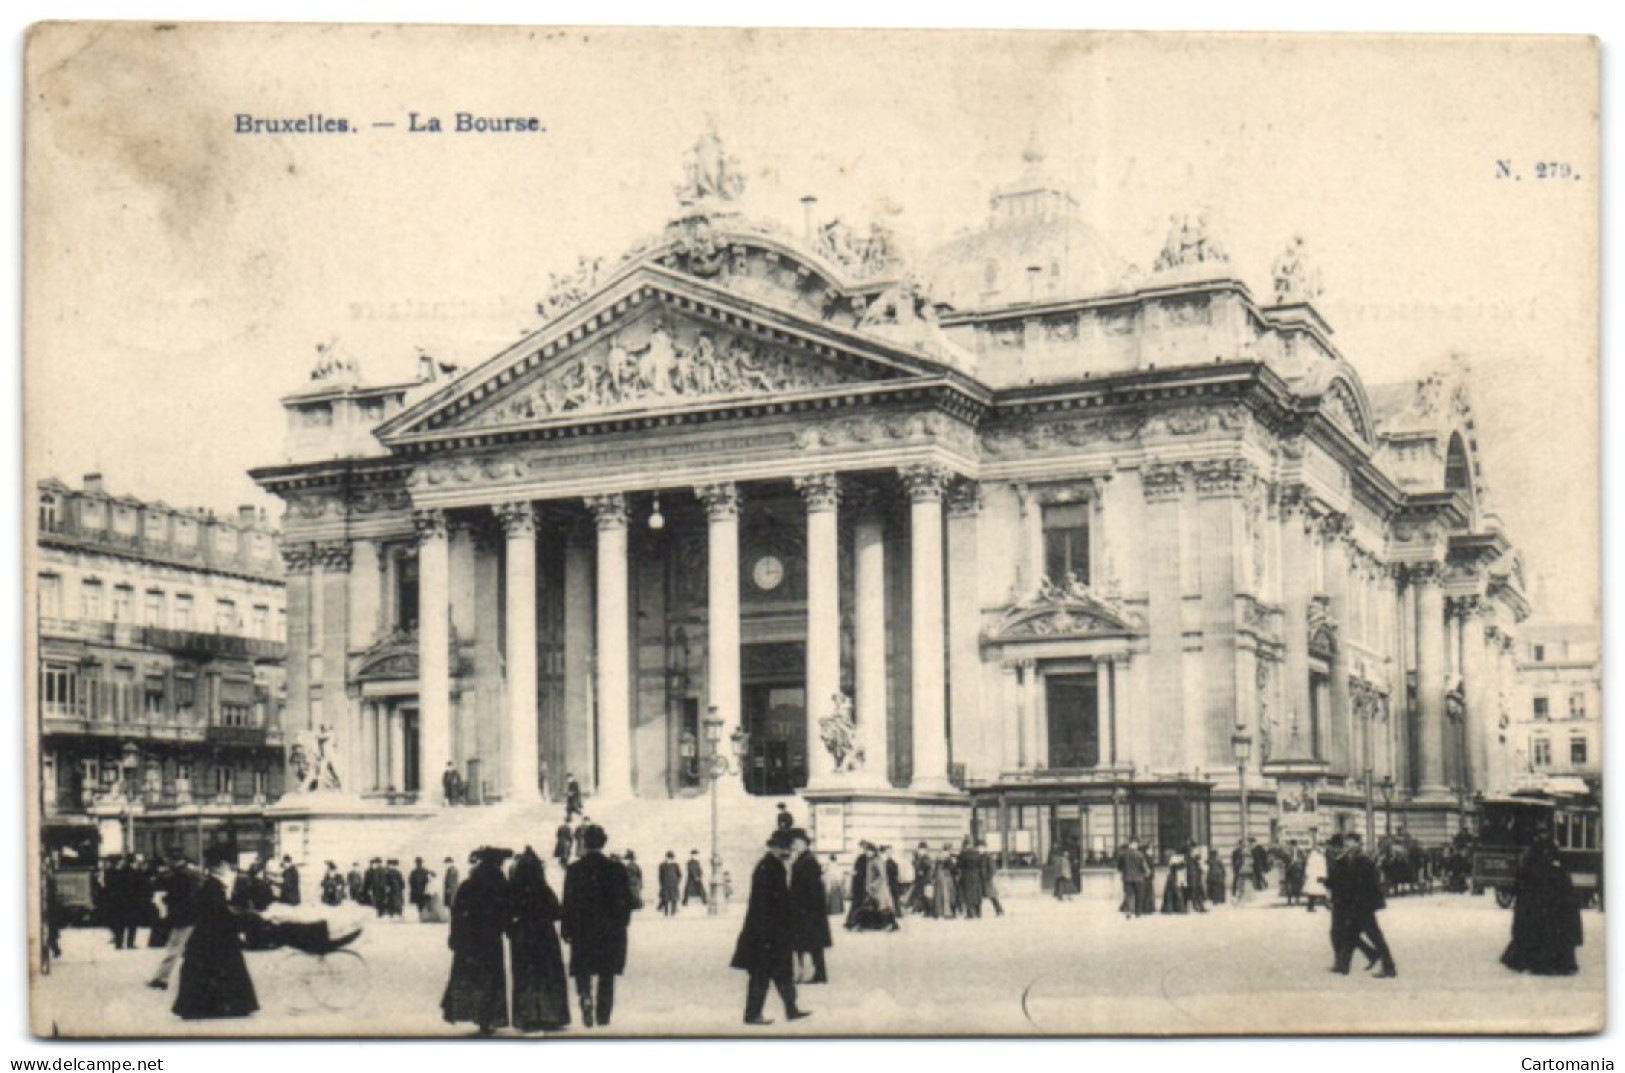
(1045, 672, 1099, 769)
(743, 683, 806, 796)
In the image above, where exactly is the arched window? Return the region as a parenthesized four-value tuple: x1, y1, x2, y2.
(1444, 434, 1472, 496)
(38, 494, 59, 532)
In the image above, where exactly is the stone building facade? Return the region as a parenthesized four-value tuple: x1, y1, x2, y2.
(34, 474, 288, 862)
(251, 133, 1532, 867)
(1507, 622, 1601, 794)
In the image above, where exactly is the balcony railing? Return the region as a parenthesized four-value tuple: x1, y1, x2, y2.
(38, 618, 286, 659)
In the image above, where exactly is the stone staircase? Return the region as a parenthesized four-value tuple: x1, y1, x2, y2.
(315, 791, 795, 882)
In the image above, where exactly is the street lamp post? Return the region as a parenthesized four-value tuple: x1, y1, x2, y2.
(1379, 775, 1395, 840)
(701, 706, 748, 917)
(1231, 731, 1252, 852)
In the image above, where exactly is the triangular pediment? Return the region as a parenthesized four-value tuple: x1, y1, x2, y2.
(379, 267, 960, 444)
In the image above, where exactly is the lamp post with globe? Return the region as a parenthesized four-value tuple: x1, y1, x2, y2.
(701, 706, 749, 917)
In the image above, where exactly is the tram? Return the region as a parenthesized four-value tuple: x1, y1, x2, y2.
(1471, 783, 1602, 908)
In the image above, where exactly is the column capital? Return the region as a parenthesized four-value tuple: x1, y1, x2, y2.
(413, 508, 449, 541)
(695, 482, 741, 521)
(1319, 511, 1353, 543)
(1140, 461, 1187, 503)
(899, 462, 954, 503)
(1190, 457, 1257, 498)
(1403, 560, 1446, 587)
(945, 478, 983, 519)
(1445, 594, 1490, 621)
(585, 492, 629, 530)
(493, 500, 538, 537)
(793, 472, 842, 513)
(281, 542, 318, 576)
(314, 539, 353, 572)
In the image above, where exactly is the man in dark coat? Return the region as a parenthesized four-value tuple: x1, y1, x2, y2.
(173, 847, 258, 1020)
(148, 858, 201, 990)
(278, 856, 301, 906)
(1333, 832, 1395, 977)
(775, 802, 794, 832)
(1119, 840, 1150, 918)
(442, 761, 462, 807)
(658, 852, 682, 916)
(683, 849, 708, 906)
(347, 861, 366, 905)
(564, 774, 584, 821)
(1250, 839, 1270, 891)
(845, 844, 872, 929)
(320, 862, 346, 906)
(957, 840, 986, 919)
(561, 825, 632, 1028)
(732, 830, 811, 1025)
(554, 822, 574, 867)
(787, 830, 832, 984)
(1323, 834, 1376, 972)
(1502, 833, 1583, 975)
(441, 847, 511, 1035)
(623, 850, 644, 912)
(383, 859, 407, 917)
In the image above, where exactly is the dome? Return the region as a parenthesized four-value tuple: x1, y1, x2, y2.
(923, 141, 1127, 312)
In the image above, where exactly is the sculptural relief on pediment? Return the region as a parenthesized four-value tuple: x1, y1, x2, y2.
(461, 317, 899, 429)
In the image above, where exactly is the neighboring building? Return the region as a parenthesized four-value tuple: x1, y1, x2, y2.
(1507, 622, 1601, 793)
(34, 474, 288, 862)
(251, 130, 1533, 869)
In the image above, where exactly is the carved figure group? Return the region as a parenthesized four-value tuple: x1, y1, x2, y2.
(482, 327, 844, 424)
(816, 218, 898, 278)
(309, 340, 358, 382)
(538, 256, 604, 322)
(1152, 213, 1228, 273)
(288, 726, 342, 794)
(677, 119, 746, 205)
(1271, 235, 1324, 303)
(818, 692, 863, 773)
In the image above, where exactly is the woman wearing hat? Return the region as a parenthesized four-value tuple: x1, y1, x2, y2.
(508, 847, 571, 1032)
(173, 847, 258, 1021)
(442, 846, 512, 1035)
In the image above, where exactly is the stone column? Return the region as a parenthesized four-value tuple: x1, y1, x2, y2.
(901, 463, 953, 791)
(415, 510, 452, 802)
(586, 493, 633, 800)
(796, 473, 842, 787)
(1323, 514, 1354, 775)
(1412, 563, 1448, 795)
(1279, 488, 1315, 755)
(695, 483, 744, 798)
(562, 528, 595, 795)
(280, 544, 316, 733)
(1457, 596, 1492, 794)
(1142, 463, 1186, 771)
(1096, 661, 1113, 767)
(387, 706, 406, 793)
(853, 507, 889, 787)
(946, 480, 983, 778)
(1194, 459, 1251, 769)
(348, 539, 380, 650)
(496, 502, 542, 804)
(316, 541, 357, 793)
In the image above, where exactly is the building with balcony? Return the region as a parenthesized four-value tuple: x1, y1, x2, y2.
(249, 131, 1535, 873)
(1506, 622, 1601, 794)
(34, 473, 288, 862)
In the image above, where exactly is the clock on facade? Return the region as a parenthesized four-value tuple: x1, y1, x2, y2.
(751, 554, 785, 592)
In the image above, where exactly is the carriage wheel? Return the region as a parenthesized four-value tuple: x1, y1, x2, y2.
(1494, 888, 1515, 910)
(303, 949, 367, 1013)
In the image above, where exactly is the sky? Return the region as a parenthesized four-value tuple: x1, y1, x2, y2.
(24, 27, 1599, 622)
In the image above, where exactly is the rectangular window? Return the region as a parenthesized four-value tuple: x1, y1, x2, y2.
(41, 663, 77, 717)
(175, 674, 196, 715)
(38, 494, 60, 532)
(1533, 696, 1550, 721)
(1532, 737, 1552, 768)
(213, 765, 234, 796)
(395, 551, 420, 632)
(1044, 672, 1100, 769)
(144, 675, 166, 718)
(174, 594, 194, 630)
(1042, 502, 1090, 587)
(1570, 737, 1588, 766)
(111, 584, 134, 622)
(38, 574, 61, 619)
(1568, 693, 1586, 721)
(251, 605, 269, 639)
(216, 599, 236, 634)
(144, 590, 165, 627)
(80, 579, 103, 620)
(253, 769, 268, 798)
(1532, 644, 1546, 662)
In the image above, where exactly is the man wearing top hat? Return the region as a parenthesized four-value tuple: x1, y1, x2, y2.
(732, 829, 811, 1025)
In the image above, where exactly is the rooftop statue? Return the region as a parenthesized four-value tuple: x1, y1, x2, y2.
(309, 339, 359, 383)
(1151, 212, 1229, 274)
(1271, 234, 1324, 304)
(676, 117, 746, 206)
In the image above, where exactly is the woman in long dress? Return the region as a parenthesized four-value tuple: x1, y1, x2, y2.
(1501, 835, 1583, 976)
(508, 848, 571, 1032)
(1184, 845, 1207, 913)
(853, 848, 900, 931)
(824, 855, 846, 917)
(932, 849, 959, 918)
(1051, 850, 1076, 901)
(441, 847, 512, 1035)
(1160, 851, 1187, 913)
(174, 851, 258, 1021)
